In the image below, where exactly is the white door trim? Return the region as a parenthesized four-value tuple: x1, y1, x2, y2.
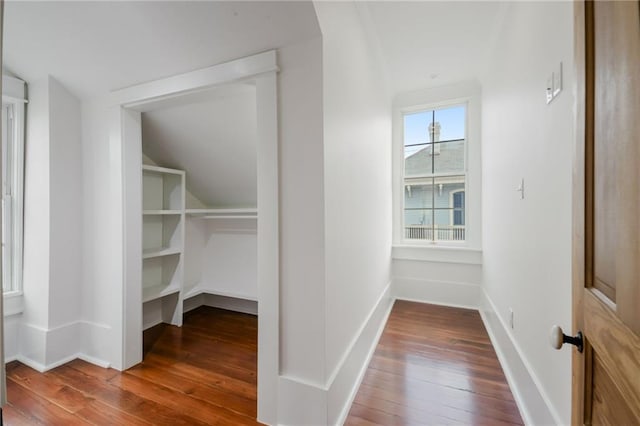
(109, 50, 279, 425)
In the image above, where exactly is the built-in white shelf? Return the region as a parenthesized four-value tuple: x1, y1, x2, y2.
(194, 215, 257, 220)
(186, 208, 257, 215)
(142, 163, 185, 327)
(142, 164, 185, 176)
(143, 247, 182, 259)
(143, 209, 182, 215)
(143, 284, 181, 303)
(186, 208, 257, 220)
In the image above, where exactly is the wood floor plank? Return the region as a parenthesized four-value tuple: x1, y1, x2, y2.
(345, 300, 523, 426)
(3, 303, 521, 425)
(6, 379, 88, 425)
(4, 306, 260, 425)
(142, 352, 257, 399)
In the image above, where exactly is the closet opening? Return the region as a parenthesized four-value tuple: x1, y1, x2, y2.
(114, 51, 279, 424)
(140, 83, 258, 331)
(140, 83, 259, 418)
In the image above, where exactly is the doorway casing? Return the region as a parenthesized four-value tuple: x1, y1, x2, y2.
(108, 50, 279, 425)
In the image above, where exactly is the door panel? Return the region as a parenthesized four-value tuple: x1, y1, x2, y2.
(574, 1, 640, 425)
(591, 353, 638, 426)
(583, 290, 640, 422)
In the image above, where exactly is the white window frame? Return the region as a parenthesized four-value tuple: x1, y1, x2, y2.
(2, 75, 26, 315)
(392, 81, 482, 260)
(401, 102, 468, 244)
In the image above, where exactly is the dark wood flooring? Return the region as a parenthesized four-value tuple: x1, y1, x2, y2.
(345, 300, 523, 426)
(4, 301, 522, 425)
(4, 306, 260, 425)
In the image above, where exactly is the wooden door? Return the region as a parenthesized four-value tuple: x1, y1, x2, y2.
(573, 1, 640, 424)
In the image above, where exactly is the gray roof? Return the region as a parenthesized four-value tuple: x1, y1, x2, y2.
(405, 140, 465, 177)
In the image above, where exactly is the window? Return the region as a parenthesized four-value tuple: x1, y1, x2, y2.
(403, 104, 466, 242)
(2, 76, 26, 295)
(451, 190, 465, 226)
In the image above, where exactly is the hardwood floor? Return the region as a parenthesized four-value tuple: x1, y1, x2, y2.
(345, 300, 523, 426)
(4, 306, 260, 425)
(4, 301, 522, 425)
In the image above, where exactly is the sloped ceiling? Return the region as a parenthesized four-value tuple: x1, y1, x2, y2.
(358, 1, 508, 95)
(142, 84, 257, 208)
(3, 1, 320, 100)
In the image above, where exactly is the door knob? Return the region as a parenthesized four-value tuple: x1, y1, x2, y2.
(550, 325, 583, 353)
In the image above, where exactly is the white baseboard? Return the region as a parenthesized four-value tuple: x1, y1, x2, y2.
(328, 283, 393, 426)
(182, 291, 258, 316)
(203, 293, 258, 315)
(276, 284, 393, 426)
(77, 352, 111, 369)
(393, 277, 481, 309)
(479, 291, 559, 426)
(277, 375, 328, 426)
(183, 293, 206, 313)
(4, 314, 21, 362)
(18, 322, 47, 367)
(15, 320, 111, 372)
(78, 320, 112, 368)
(45, 321, 83, 366)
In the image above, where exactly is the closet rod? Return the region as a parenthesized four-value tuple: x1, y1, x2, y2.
(196, 215, 257, 219)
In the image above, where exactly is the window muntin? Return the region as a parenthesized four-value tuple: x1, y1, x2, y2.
(403, 105, 466, 243)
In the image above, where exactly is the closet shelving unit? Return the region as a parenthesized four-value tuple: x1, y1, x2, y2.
(142, 165, 185, 324)
(142, 163, 259, 328)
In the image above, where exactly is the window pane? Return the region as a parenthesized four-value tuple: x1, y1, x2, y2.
(404, 110, 432, 147)
(2, 105, 12, 292)
(402, 104, 467, 244)
(405, 145, 432, 177)
(433, 139, 465, 174)
(404, 110, 433, 177)
(434, 105, 465, 141)
(404, 182, 433, 212)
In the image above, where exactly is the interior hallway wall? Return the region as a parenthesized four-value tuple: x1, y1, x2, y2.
(277, 36, 327, 388)
(481, 2, 574, 424)
(314, 2, 393, 423)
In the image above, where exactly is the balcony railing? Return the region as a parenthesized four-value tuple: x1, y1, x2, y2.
(405, 225, 465, 241)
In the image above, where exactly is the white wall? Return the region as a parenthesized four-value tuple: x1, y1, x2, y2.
(199, 221, 257, 300)
(481, 2, 574, 424)
(314, 2, 393, 424)
(48, 77, 83, 329)
(277, 36, 327, 387)
(80, 98, 118, 365)
(20, 75, 85, 368)
(22, 78, 50, 332)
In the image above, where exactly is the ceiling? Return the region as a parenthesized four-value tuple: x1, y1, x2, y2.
(4, 1, 507, 100)
(359, 1, 508, 95)
(3, 1, 320, 100)
(142, 84, 257, 207)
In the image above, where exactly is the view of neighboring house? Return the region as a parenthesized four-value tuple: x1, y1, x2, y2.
(404, 120, 466, 241)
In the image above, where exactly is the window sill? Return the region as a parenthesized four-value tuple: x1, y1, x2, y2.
(3, 292, 24, 316)
(392, 244, 482, 265)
